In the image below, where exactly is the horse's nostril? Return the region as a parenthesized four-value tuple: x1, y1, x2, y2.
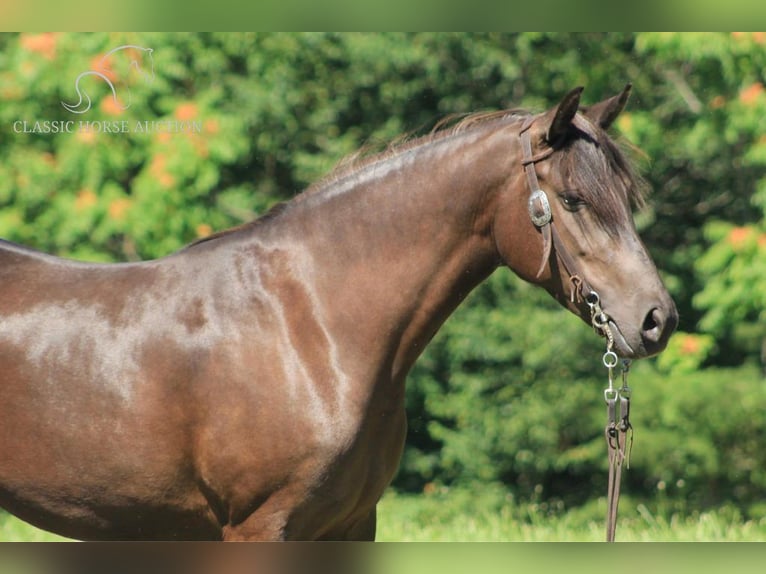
(641, 308, 663, 342)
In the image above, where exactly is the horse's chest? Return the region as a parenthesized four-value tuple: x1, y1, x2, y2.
(200, 373, 407, 538)
(323, 399, 407, 499)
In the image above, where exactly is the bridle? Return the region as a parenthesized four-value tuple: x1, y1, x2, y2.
(519, 116, 593, 303)
(518, 116, 633, 543)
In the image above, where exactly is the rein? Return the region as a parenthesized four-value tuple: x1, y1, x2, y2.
(589, 293, 633, 543)
(518, 117, 633, 543)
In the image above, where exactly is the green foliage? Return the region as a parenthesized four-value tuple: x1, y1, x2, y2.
(0, 32, 257, 260)
(631, 362, 766, 517)
(655, 331, 716, 374)
(694, 222, 766, 359)
(1, 33, 765, 525)
(400, 270, 608, 504)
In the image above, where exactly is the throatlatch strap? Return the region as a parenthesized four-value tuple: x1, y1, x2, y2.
(550, 223, 592, 303)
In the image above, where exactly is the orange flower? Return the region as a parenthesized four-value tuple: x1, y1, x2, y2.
(195, 223, 213, 238)
(76, 129, 97, 144)
(728, 226, 752, 249)
(204, 119, 220, 134)
(108, 198, 131, 221)
(101, 95, 125, 116)
(189, 134, 209, 158)
(739, 82, 764, 106)
(20, 33, 58, 60)
(730, 32, 766, 44)
(175, 103, 198, 121)
(149, 153, 175, 188)
(90, 54, 118, 83)
(75, 189, 98, 211)
(150, 154, 167, 176)
(158, 173, 176, 189)
(679, 335, 701, 356)
(123, 47, 146, 64)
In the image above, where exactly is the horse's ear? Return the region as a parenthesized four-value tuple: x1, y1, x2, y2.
(544, 86, 584, 145)
(582, 83, 632, 130)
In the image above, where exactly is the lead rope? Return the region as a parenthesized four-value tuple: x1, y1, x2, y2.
(588, 292, 633, 542)
(518, 118, 633, 542)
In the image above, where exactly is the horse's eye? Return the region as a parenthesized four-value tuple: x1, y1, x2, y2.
(559, 191, 586, 212)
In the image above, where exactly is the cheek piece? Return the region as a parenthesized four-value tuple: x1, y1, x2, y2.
(518, 117, 593, 304)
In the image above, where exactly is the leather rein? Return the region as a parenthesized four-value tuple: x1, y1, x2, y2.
(518, 117, 633, 543)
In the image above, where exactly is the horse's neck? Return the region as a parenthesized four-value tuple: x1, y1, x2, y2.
(279, 127, 514, 384)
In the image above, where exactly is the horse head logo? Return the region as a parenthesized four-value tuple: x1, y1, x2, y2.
(62, 45, 154, 115)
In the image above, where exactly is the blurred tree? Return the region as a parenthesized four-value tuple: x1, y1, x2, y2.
(627, 33, 766, 365)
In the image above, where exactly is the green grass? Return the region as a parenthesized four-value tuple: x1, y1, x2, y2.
(0, 512, 71, 541)
(375, 487, 766, 542)
(3, 487, 766, 541)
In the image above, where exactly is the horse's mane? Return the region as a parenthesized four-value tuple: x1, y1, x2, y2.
(300, 107, 646, 226)
(187, 106, 646, 249)
(185, 110, 528, 250)
(305, 109, 529, 195)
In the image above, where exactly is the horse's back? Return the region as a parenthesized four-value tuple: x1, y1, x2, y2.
(0, 238, 57, 270)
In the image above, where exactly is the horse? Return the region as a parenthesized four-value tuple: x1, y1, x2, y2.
(0, 86, 677, 541)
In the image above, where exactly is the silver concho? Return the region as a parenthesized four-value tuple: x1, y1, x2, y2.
(528, 189, 552, 227)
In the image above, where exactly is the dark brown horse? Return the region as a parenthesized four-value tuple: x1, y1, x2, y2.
(0, 86, 676, 541)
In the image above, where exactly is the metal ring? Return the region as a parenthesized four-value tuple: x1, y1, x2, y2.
(604, 388, 619, 402)
(585, 291, 600, 307)
(593, 312, 609, 328)
(603, 351, 619, 369)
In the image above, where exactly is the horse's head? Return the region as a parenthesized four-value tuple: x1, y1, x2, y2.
(126, 46, 155, 83)
(495, 85, 677, 359)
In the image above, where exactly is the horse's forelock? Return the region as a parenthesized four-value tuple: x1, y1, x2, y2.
(558, 122, 646, 234)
